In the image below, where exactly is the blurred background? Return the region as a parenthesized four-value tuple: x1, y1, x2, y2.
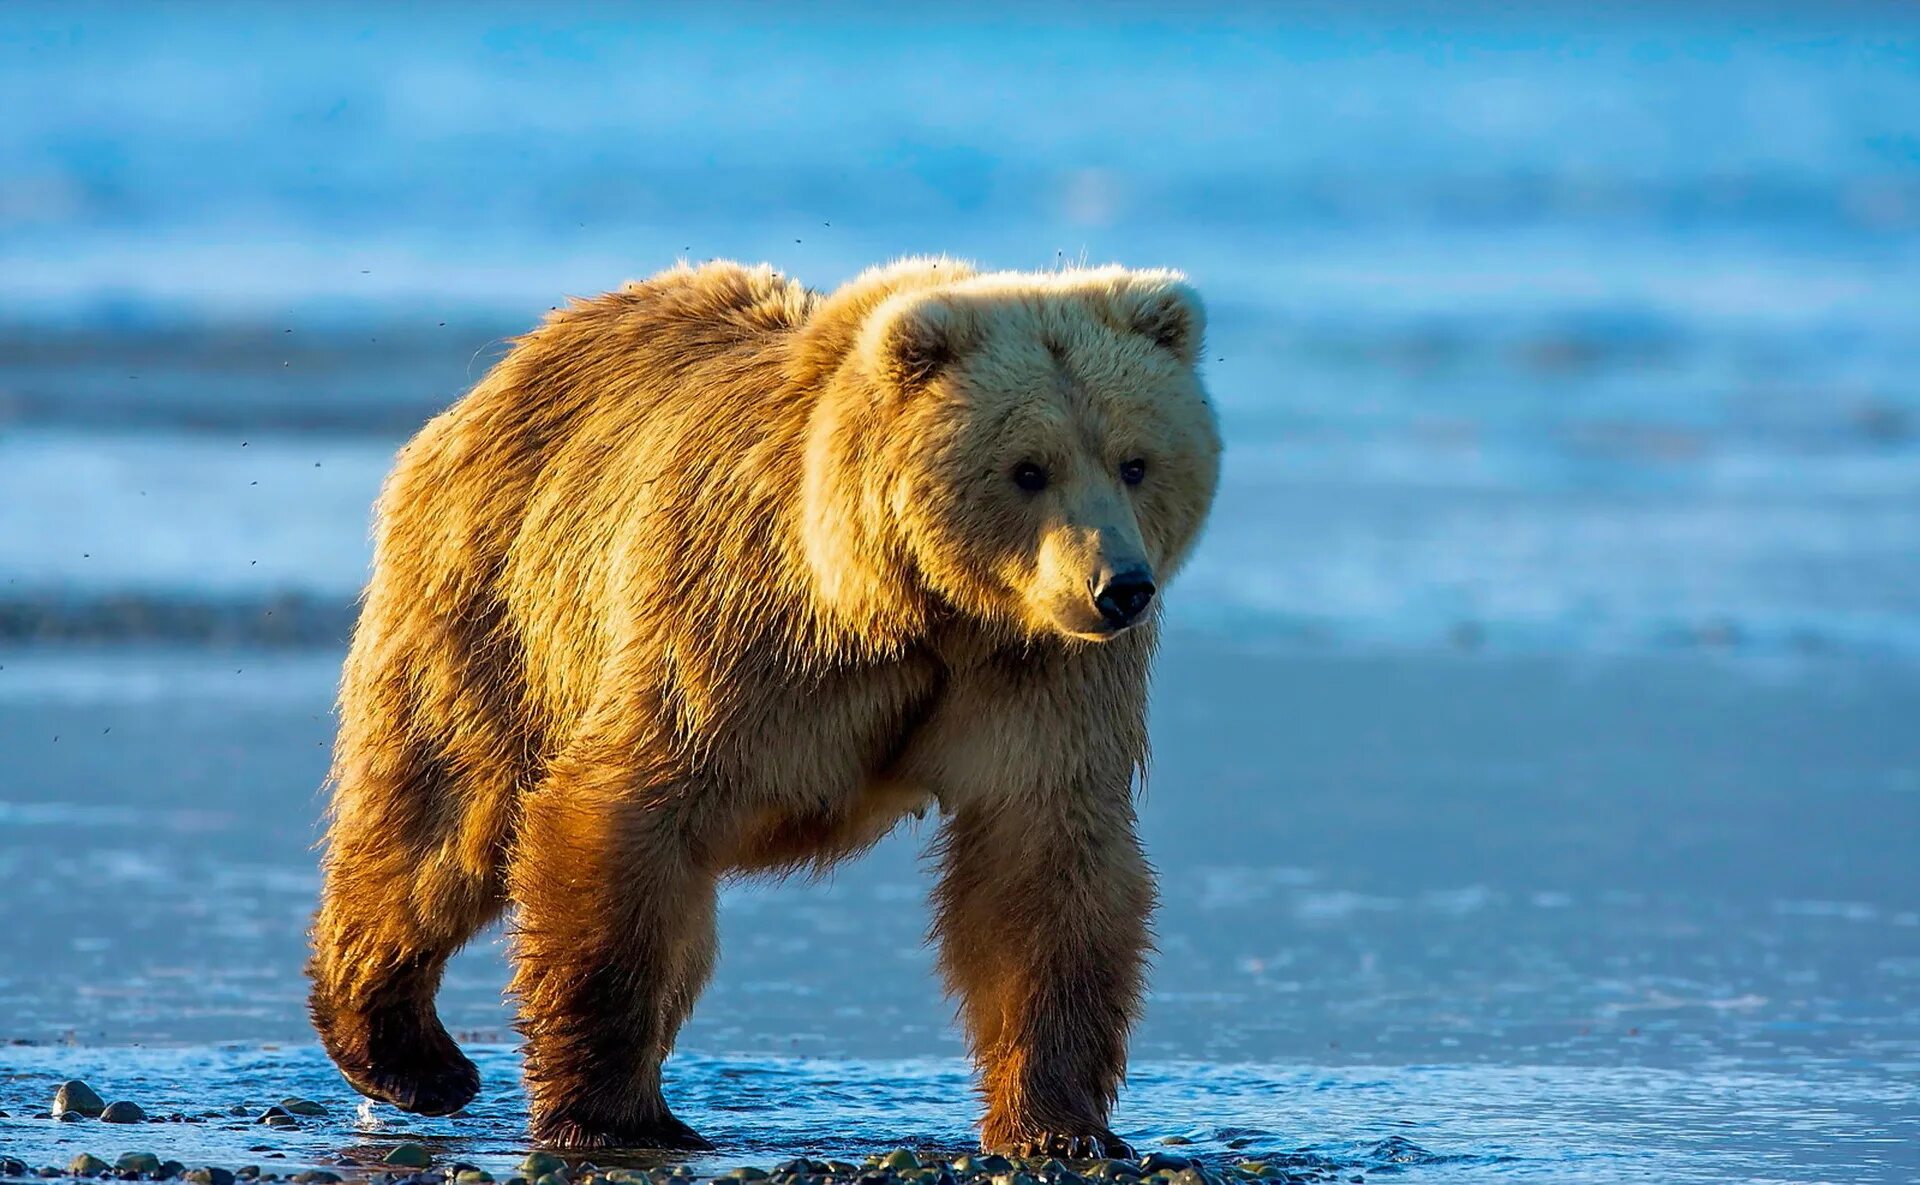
(1, 4, 1916, 1183)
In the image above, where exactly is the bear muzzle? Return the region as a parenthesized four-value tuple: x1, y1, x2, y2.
(1091, 565, 1157, 631)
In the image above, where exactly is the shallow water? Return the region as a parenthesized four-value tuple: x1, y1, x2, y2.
(3, 1043, 1914, 1184)
(1, 647, 1915, 1181)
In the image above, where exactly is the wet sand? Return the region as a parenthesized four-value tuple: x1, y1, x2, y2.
(2, 639, 1915, 1181)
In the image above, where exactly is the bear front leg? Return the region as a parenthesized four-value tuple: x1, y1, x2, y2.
(932, 791, 1155, 1159)
(508, 770, 718, 1151)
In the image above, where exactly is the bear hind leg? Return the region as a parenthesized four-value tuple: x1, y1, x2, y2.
(309, 741, 508, 1117)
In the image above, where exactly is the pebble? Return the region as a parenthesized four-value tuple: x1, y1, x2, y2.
(53, 1081, 108, 1119)
(100, 1101, 149, 1124)
(67, 1156, 111, 1177)
(384, 1149, 433, 1171)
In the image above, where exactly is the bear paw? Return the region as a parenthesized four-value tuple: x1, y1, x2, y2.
(995, 1130, 1135, 1160)
(339, 1043, 481, 1117)
(312, 993, 481, 1117)
(531, 1111, 715, 1152)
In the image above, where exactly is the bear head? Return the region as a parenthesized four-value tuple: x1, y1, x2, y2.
(802, 261, 1222, 647)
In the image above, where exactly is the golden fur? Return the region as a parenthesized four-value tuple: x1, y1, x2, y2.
(307, 258, 1222, 1154)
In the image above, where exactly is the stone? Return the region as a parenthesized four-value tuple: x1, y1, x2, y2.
(280, 1098, 329, 1117)
(116, 1154, 163, 1175)
(100, 1101, 148, 1123)
(384, 1148, 433, 1171)
(186, 1170, 237, 1185)
(880, 1154, 918, 1172)
(159, 1164, 188, 1181)
(517, 1157, 565, 1181)
(293, 1173, 343, 1184)
(67, 1156, 112, 1177)
(53, 1080, 107, 1118)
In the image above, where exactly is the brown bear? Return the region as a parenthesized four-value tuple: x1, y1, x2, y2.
(307, 258, 1222, 1155)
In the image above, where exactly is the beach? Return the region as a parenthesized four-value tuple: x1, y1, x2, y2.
(3, 3, 1918, 1180)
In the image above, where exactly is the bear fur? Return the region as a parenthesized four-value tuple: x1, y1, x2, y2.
(307, 258, 1222, 1154)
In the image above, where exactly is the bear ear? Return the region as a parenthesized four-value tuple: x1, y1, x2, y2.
(863, 293, 972, 395)
(1118, 278, 1205, 365)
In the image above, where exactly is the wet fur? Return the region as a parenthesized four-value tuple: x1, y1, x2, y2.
(307, 258, 1221, 1153)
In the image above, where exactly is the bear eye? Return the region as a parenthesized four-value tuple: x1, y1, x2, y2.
(1120, 458, 1148, 486)
(1012, 462, 1049, 492)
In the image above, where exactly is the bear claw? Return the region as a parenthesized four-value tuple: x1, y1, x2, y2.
(339, 1049, 480, 1117)
(531, 1112, 714, 1152)
(999, 1131, 1134, 1160)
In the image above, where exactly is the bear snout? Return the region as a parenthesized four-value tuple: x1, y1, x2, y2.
(1092, 565, 1157, 629)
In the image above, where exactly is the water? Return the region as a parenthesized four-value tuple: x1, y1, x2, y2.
(3, 1, 1918, 657)
(3, 4, 1918, 1182)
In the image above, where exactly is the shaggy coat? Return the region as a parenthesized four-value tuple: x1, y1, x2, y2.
(308, 258, 1222, 1154)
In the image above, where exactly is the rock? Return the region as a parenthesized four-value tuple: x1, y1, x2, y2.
(1137, 1159, 1188, 1176)
(1156, 1140, 1191, 1149)
(727, 1172, 769, 1182)
(235, 1169, 261, 1181)
(517, 1156, 565, 1179)
(293, 1173, 343, 1184)
(0, 1157, 30, 1177)
(56, 1110, 82, 1122)
(972, 1161, 1014, 1178)
(53, 1080, 108, 1118)
(265, 1115, 301, 1129)
(186, 1170, 237, 1185)
(67, 1155, 112, 1177)
(159, 1163, 188, 1180)
(280, 1098, 329, 1117)
(881, 1153, 919, 1172)
(455, 1174, 494, 1185)
(100, 1101, 148, 1124)
(384, 1148, 433, 1171)
(118, 1153, 164, 1175)
(535, 1174, 569, 1185)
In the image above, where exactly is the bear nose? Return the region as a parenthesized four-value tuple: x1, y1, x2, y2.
(1092, 568, 1157, 629)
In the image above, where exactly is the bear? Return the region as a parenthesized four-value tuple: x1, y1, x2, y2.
(306, 257, 1222, 1155)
